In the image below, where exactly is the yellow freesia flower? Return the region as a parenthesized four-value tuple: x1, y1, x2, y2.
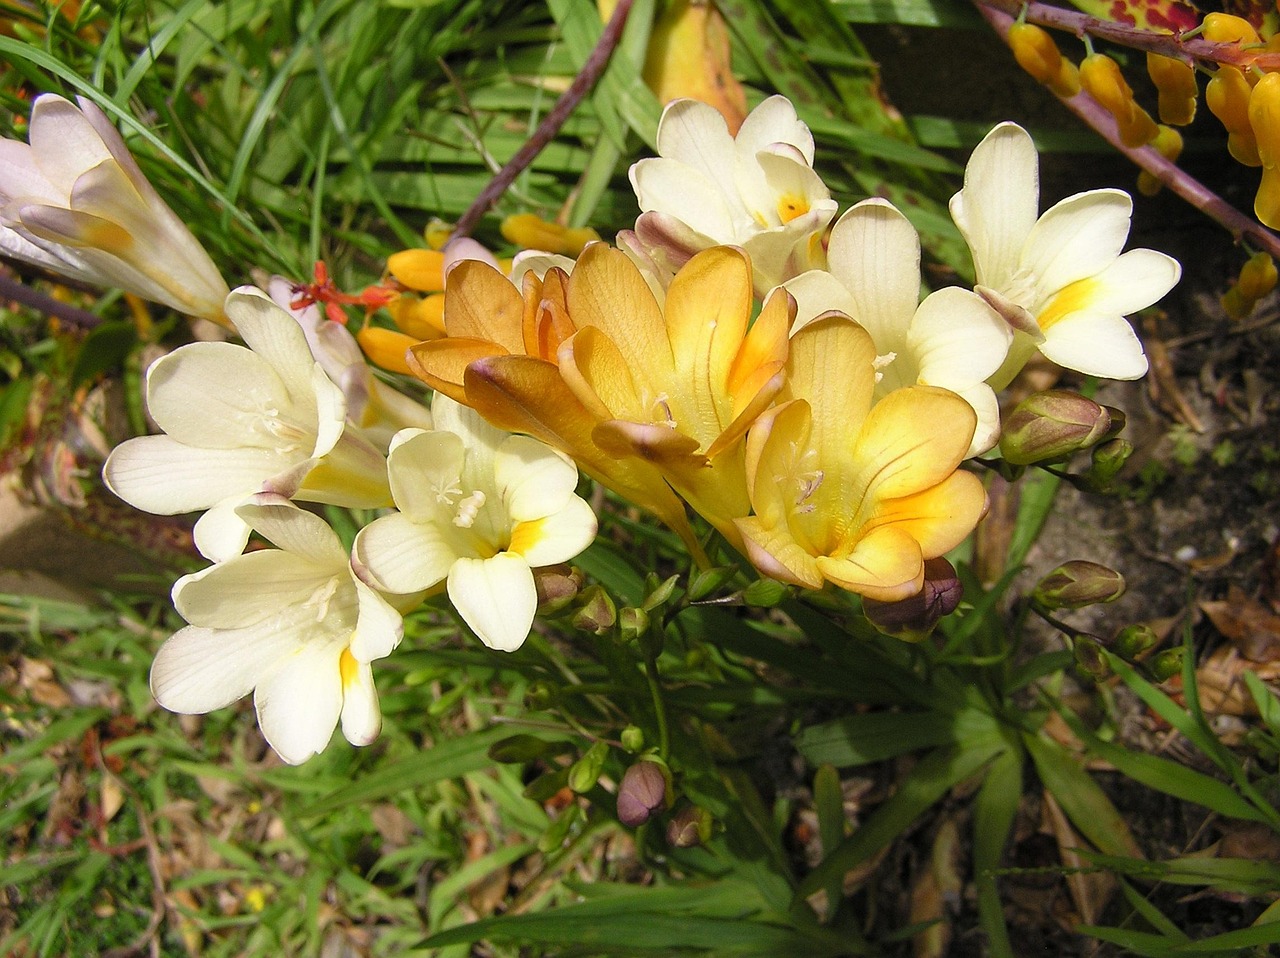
(734, 315, 987, 602)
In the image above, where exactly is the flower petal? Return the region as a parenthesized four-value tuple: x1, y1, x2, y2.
(735, 515, 824, 589)
(949, 122, 1040, 290)
(254, 641, 344, 765)
(783, 268, 857, 333)
(350, 578, 404, 662)
(1021, 189, 1132, 297)
(236, 496, 348, 566)
(339, 653, 381, 747)
(816, 525, 924, 603)
(151, 623, 294, 714)
(223, 287, 320, 407)
(851, 386, 975, 501)
(509, 495, 598, 567)
(863, 471, 988, 558)
(495, 435, 579, 521)
(908, 286, 1012, 388)
(102, 435, 286, 514)
(193, 496, 253, 562)
(629, 157, 736, 240)
(1038, 312, 1149, 380)
(172, 552, 336, 630)
(448, 554, 537, 652)
(354, 512, 457, 596)
(385, 428, 465, 520)
(826, 198, 920, 352)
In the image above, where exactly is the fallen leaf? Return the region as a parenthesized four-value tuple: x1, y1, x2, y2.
(1200, 585, 1280, 662)
(1041, 791, 1116, 926)
(1143, 314, 1204, 432)
(910, 816, 963, 958)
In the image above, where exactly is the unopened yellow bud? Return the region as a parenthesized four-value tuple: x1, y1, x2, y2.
(1256, 166, 1280, 229)
(386, 248, 446, 292)
(1222, 250, 1278, 317)
(1146, 53, 1197, 126)
(1137, 126, 1184, 196)
(424, 218, 453, 251)
(1250, 71, 1280, 167)
(1239, 250, 1278, 300)
(387, 292, 446, 339)
(1202, 13, 1261, 47)
(1050, 59, 1081, 98)
(1207, 66, 1262, 166)
(1009, 22, 1063, 85)
(356, 325, 418, 375)
(501, 213, 600, 256)
(1081, 54, 1157, 147)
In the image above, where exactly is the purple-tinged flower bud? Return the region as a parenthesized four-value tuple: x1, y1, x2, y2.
(534, 564, 584, 614)
(619, 606, 650, 643)
(665, 804, 712, 848)
(617, 761, 668, 827)
(863, 558, 963, 641)
(1033, 560, 1126, 610)
(999, 390, 1117, 466)
(1073, 635, 1111, 679)
(572, 585, 616, 634)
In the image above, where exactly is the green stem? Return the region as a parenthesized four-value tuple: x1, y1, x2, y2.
(644, 645, 670, 759)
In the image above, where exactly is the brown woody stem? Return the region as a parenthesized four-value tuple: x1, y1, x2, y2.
(974, 0, 1280, 260)
(452, 0, 635, 239)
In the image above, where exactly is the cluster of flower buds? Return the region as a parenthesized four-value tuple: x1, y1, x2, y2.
(1221, 250, 1279, 318)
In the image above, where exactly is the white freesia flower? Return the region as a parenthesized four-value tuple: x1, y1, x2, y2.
(103, 286, 390, 561)
(265, 276, 432, 452)
(151, 496, 403, 765)
(950, 122, 1181, 387)
(785, 199, 1012, 457)
(354, 396, 598, 653)
(629, 95, 837, 294)
(0, 94, 229, 323)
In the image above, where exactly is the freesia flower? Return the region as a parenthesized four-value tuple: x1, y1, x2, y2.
(266, 276, 433, 453)
(103, 286, 390, 561)
(353, 396, 597, 652)
(405, 255, 704, 561)
(735, 315, 987, 602)
(949, 122, 1180, 387)
(151, 495, 404, 765)
(629, 96, 837, 293)
(0, 93, 230, 324)
(785, 199, 1011, 456)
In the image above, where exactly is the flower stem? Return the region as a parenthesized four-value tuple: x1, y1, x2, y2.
(644, 644, 670, 759)
(452, 0, 635, 239)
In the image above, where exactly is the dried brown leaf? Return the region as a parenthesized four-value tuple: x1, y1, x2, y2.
(1041, 792, 1116, 926)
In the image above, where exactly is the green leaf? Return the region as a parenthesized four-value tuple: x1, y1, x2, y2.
(973, 745, 1022, 958)
(1023, 732, 1141, 858)
(795, 709, 999, 768)
(834, 0, 985, 28)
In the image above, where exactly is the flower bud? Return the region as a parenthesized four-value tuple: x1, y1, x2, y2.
(1049, 59, 1081, 99)
(568, 740, 609, 794)
(616, 760, 668, 827)
(1257, 166, 1280, 230)
(999, 390, 1115, 465)
(619, 605, 650, 643)
(355, 325, 417, 375)
(742, 577, 789, 607)
(1150, 646, 1185, 682)
(1033, 560, 1126, 610)
(1087, 437, 1134, 489)
(501, 213, 600, 257)
(1222, 251, 1278, 319)
(688, 565, 737, 602)
(386, 248, 447, 292)
(1073, 635, 1111, 679)
(1008, 22, 1064, 85)
(620, 725, 645, 753)
(1202, 13, 1261, 46)
(863, 558, 963, 641)
(1250, 71, 1280, 168)
(641, 573, 682, 612)
(1138, 126, 1184, 197)
(387, 292, 446, 339)
(1147, 53, 1197, 126)
(1114, 623, 1158, 659)
(534, 564, 584, 614)
(572, 585, 616, 634)
(666, 804, 713, 848)
(1208, 66, 1262, 167)
(1081, 53, 1158, 145)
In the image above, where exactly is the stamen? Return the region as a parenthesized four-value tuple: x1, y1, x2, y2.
(453, 490, 487, 528)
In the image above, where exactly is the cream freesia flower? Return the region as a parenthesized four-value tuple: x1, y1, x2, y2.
(0, 94, 229, 324)
(103, 286, 390, 561)
(265, 276, 433, 453)
(629, 96, 837, 294)
(735, 315, 987, 602)
(950, 122, 1180, 387)
(151, 496, 404, 765)
(785, 199, 1012, 457)
(353, 396, 597, 652)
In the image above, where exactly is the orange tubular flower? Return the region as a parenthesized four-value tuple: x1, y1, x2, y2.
(405, 256, 706, 561)
(1250, 71, 1280, 228)
(1008, 22, 1080, 98)
(1080, 53, 1158, 148)
(734, 315, 987, 602)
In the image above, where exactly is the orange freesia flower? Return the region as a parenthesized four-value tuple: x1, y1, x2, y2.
(406, 253, 705, 561)
(735, 315, 987, 602)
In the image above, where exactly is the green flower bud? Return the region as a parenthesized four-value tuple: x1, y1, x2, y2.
(572, 585, 616, 634)
(1000, 390, 1116, 466)
(1150, 647, 1185, 682)
(1087, 438, 1134, 489)
(524, 682, 554, 710)
(620, 725, 646, 753)
(1033, 560, 1126, 610)
(642, 574, 682, 612)
(619, 606, 650, 643)
(863, 558, 962, 641)
(688, 565, 737, 602)
(568, 740, 609, 794)
(742, 577, 789, 607)
(1114, 623, 1158, 659)
(617, 761, 668, 827)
